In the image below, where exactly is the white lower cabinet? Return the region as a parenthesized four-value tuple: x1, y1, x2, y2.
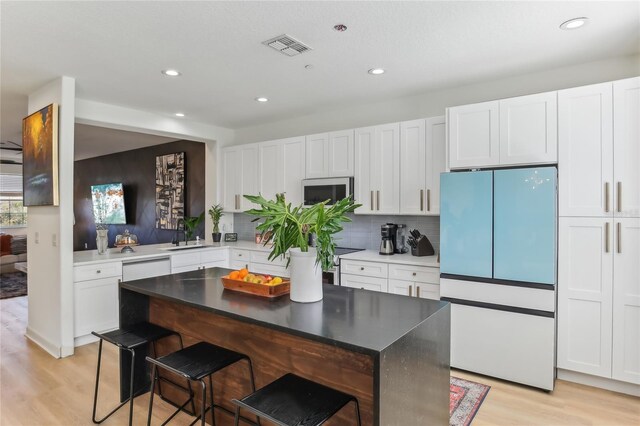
(558, 217, 640, 385)
(170, 248, 229, 273)
(340, 259, 439, 298)
(73, 261, 123, 342)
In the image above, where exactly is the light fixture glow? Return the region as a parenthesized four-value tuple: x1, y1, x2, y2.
(560, 17, 588, 30)
(255, 97, 269, 102)
(368, 68, 385, 75)
(162, 69, 181, 77)
(175, 113, 185, 117)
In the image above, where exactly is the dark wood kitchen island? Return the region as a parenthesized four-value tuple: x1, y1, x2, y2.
(119, 267, 450, 425)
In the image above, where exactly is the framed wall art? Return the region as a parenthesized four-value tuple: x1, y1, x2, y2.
(22, 103, 59, 206)
(155, 152, 185, 229)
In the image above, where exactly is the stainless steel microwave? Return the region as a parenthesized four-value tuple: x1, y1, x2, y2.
(302, 177, 353, 206)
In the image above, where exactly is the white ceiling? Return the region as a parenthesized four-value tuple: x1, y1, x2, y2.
(2, 1, 639, 150)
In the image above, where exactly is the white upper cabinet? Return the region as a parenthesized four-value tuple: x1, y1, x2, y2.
(448, 92, 558, 169)
(398, 116, 446, 215)
(222, 144, 259, 212)
(613, 77, 640, 218)
(259, 137, 305, 206)
(305, 130, 354, 178)
(499, 92, 557, 166)
(425, 116, 447, 215)
(448, 100, 499, 169)
(281, 137, 306, 205)
(400, 119, 426, 215)
(558, 83, 614, 217)
(305, 133, 329, 178)
(328, 130, 355, 177)
(354, 123, 400, 214)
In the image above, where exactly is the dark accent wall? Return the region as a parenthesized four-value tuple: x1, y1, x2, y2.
(74, 140, 206, 251)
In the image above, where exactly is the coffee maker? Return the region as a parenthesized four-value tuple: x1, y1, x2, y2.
(380, 223, 398, 255)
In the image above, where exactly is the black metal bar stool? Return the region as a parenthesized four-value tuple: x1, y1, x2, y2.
(92, 322, 193, 426)
(232, 373, 362, 426)
(146, 341, 257, 426)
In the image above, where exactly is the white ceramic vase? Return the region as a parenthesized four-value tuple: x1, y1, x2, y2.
(96, 229, 109, 255)
(289, 247, 323, 303)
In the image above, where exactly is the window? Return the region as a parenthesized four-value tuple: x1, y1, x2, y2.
(0, 174, 27, 227)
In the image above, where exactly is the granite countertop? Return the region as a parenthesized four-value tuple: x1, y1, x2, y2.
(339, 249, 440, 268)
(74, 240, 273, 266)
(120, 267, 448, 355)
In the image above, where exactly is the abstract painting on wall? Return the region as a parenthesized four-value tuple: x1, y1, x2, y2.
(155, 152, 185, 229)
(22, 103, 59, 206)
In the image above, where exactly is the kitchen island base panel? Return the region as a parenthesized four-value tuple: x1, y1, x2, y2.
(150, 297, 375, 426)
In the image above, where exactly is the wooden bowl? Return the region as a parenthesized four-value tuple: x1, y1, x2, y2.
(221, 275, 290, 298)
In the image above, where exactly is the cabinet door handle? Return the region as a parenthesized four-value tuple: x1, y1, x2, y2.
(370, 191, 374, 211)
(416, 286, 421, 298)
(605, 182, 610, 213)
(420, 189, 424, 211)
(605, 222, 610, 253)
(238, 254, 242, 257)
(409, 285, 412, 297)
(360, 267, 365, 271)
(96, 270, 101, 274)
(376, 190, 380, 211)
(617, 222, 622, 254)
(427, 189, 431, 212)
(617, 182, 622, 213)
(412, 272, 416, 276)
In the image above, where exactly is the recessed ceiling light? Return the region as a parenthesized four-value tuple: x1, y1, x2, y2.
(560, 17, 588, 30)
(368, 68, 385, 75)
(162, 69, 181, 77)
(175, 113, 185, 117)
(255, 97, 269, 103)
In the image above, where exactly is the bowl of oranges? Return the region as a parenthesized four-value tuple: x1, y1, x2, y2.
(221, 268, 289, 298)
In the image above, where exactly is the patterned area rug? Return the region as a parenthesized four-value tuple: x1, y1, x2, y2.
(0, 272, 27, 299)
(450, 376, 491, 426)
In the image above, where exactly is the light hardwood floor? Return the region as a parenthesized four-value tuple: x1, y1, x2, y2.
(1, 296, 638, 425)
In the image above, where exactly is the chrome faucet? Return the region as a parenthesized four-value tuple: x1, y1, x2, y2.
(174, 218, 187, 246)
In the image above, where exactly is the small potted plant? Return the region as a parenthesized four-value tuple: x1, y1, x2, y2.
(244, 193, 360, 303)
(183, 212, 204, 243)
(208, 204, 224, 242)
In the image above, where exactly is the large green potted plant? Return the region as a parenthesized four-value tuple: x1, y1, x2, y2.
(208, 204, 224, 242)
(244, 193, 360, 302)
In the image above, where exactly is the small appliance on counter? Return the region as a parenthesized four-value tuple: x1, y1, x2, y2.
(395, 224, 408, 254)
(407, 229, 435, 256)
(379, 223, 397, 255)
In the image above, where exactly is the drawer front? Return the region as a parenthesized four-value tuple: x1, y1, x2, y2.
(250, 250, 288, 267)
(171, 265, 199, 274)
(388, 264, 439, 284)
(171, 252, 200, 268)
(340, 273, 388, 292)
(250, 262, 289, 278)
(231, 249, 252, 261)
(341, 260, 388, 278)
(202, 260, 229, 270)
(74, 261, 122, 282)
(200, 249, 229, 264)
(230, 260, 249, 270)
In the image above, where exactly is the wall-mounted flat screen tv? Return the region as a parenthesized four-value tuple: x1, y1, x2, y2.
(91, 182, 127, 225)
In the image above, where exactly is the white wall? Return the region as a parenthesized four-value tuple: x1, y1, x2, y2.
(74, 99, 236, 240)
(26, 76, 75, 358)
(233, 54, 640, 144)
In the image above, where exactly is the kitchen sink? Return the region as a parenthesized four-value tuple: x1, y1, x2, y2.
(159, 244, 213, 251)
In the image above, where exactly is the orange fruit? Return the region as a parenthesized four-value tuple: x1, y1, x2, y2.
(239, 268, 249, 279)
(229, 271, 240, 280)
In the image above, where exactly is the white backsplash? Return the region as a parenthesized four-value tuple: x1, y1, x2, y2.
(233, 213, 440, 252)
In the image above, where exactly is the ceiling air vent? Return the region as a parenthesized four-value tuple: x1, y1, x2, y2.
(262, 34, 312, 57)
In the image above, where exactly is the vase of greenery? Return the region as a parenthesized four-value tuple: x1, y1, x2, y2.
(244, 193, 360, 303)
(183, 212, 204, 243)
(208, 204, 224, 242)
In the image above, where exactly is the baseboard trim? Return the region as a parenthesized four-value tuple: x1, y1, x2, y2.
(25, 327, 61, 359)
(74, 333, 99, 347)
(557, 369, 640, 397)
